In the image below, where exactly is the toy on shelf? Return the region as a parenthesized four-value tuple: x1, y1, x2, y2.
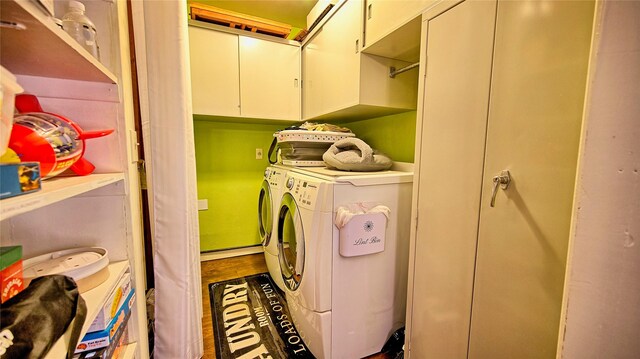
(8, 94, 113, 179)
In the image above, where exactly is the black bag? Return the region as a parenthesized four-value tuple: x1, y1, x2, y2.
(0, 275, 87, 359)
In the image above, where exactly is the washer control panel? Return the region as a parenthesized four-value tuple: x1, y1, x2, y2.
(287, 176, 319, 209)
(266, 168, 283, 187)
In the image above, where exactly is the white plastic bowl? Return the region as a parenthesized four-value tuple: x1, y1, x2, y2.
(23, 247, 110, 293)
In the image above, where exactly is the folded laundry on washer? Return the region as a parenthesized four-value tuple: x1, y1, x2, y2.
(323, 137, 393, 171)
(299, 121, 352, 132)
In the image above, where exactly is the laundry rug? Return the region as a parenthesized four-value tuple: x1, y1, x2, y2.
(209, 273, 315, 358)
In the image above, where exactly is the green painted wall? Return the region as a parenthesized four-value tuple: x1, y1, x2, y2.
(194, 119, 283, 252)
(338, 111, 417, 163)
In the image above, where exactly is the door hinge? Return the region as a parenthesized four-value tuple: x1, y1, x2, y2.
(137, 160, 147, 190)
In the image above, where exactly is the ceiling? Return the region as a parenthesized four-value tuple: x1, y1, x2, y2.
(188, 0, 318, 29)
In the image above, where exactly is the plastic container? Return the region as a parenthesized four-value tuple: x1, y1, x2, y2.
(61, 0, 100, 60)
(0, 66, 23, 156)
(23, 247, 110, 293)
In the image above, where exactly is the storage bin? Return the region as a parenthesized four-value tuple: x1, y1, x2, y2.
(336, 205, 389, 257)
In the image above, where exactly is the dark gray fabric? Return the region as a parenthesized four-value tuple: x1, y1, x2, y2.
(0, 275, 86, 359)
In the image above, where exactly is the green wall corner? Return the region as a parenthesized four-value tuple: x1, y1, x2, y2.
(194, 119, 283, 252)
(338, 111, 417, 163)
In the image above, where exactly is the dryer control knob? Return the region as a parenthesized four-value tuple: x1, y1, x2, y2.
(264, 168, 270, 178)
(286, 177, 295, 189)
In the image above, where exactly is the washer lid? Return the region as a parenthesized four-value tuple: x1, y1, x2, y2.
(23, 247, 109, 282)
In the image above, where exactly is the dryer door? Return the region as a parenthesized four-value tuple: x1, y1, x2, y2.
(258, 180, 273, 246)
(278, 192, 305, 291)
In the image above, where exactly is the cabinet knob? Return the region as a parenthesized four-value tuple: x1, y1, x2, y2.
(368, 4, 373, 20)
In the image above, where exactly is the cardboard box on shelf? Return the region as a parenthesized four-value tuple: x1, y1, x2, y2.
(74, 318, 130, 359)
(76, 288, 135, 353)
(0, 245, 24, 303)
(88, 271, 132, 332)
(0, 162, 41, 199)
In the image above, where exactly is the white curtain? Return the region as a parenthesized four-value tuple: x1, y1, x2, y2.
(130, 1, 203, 358)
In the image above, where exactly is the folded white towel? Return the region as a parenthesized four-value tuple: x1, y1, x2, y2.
(323, 138, 393, 171)
(335, 203, 391, 229)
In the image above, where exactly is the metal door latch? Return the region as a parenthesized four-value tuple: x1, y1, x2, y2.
(490, 170, 511, 207)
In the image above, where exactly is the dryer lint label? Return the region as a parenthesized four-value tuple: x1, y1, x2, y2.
(339, 212, 387, 257)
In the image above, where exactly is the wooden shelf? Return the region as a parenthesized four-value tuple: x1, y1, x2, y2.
(0, 0, 117, 83)
(45, 261, 130, 358)
(0, 173, 125, 221)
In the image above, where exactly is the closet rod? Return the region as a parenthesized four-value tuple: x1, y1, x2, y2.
(389, 62, 419, 78)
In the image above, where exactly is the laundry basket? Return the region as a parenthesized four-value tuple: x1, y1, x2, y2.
(269, 130, 355, 166)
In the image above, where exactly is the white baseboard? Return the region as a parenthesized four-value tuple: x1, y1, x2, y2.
(200, 246, 264, 262)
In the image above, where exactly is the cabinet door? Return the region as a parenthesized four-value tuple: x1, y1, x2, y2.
(408, 1, 497, 357)
(319, 0, 362, 113)
(302, 29, 325, 120)
(468, 1, 594, 357)
(239, 36, 300, 120)
(188, 26, 240, 116)
(364, 0, 437, 47)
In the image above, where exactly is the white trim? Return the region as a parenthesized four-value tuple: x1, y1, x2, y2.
(200, 246, 264, 262)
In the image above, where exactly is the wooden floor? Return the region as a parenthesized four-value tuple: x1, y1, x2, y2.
(201, 253, 268, 359)
(200, 253, 390, 359)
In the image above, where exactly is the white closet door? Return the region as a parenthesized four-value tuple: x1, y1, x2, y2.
(239, 36, 300, 120)
(468, 1, 594, 357)
(188, 26, 240, 116)
(407, 0, 497, 357)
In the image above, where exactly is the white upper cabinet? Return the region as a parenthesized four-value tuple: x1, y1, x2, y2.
(188, 22, 301, 121)
(301, 28, 325, 120)
(239, 36, 300, 120)
(189, 26, 241, 117)
(302, 0, 419, 121)
(364, 0, 438, 48)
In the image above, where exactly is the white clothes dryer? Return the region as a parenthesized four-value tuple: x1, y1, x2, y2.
(258, 165, 287, 291)
(276, 164, 413, 359)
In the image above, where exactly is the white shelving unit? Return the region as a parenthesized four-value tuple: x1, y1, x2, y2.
(0, 0, 116, 83)
(0, 0, 149, 358)
(0, 174, 125, 220)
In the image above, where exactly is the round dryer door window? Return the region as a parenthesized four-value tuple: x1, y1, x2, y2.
(278, 192, 304, 291)
(258, 180, 272, 246)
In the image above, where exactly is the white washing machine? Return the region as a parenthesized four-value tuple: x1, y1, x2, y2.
(258, 165, 287, 291)
(276, 164, 413, 359)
